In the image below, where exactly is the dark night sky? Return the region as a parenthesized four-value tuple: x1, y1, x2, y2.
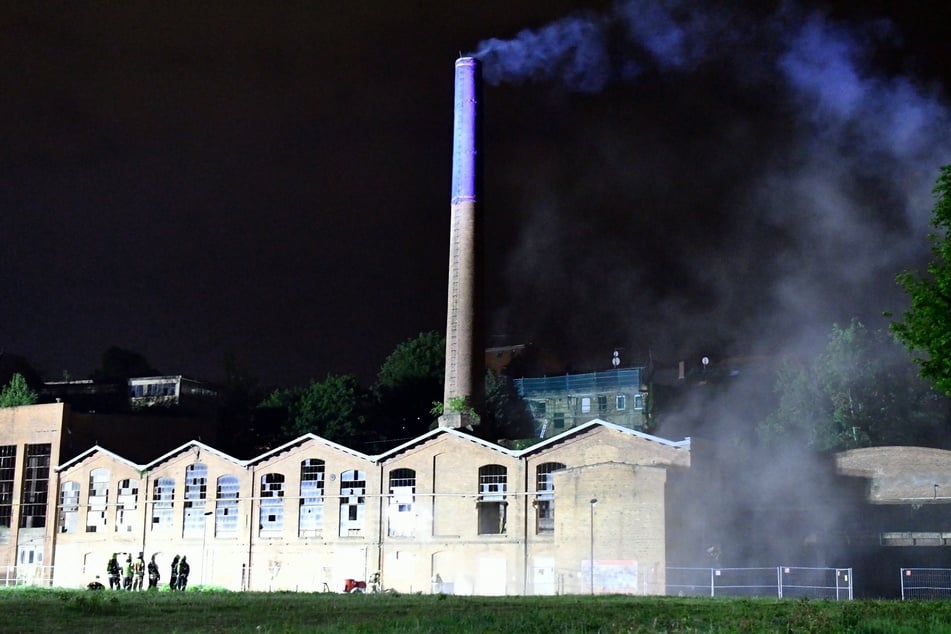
(3, 1, 951, 389)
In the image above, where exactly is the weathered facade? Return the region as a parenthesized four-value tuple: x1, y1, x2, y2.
(837, 447, 951, 547)
(833, 446, 951, 596)
(2, 403, 690, 594)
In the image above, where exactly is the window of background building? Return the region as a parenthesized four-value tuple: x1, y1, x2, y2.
(183, 463, 208, 537)
(553, 413, 565, 429)
(387, 468, 416, 537)
(529, 401, 546, 417)
(59, 481, 80, 534)
(535, 462, 565, 535)
(581, 397, 591, 414)
(0, 445, 16, 531)
(478, 464, 507, 535)
(20, 443, 51, 529)
(115, 479, 138, 533)
(151, 477, 174, 530)
(259, 473, 285, 536)
(634, 393, 644, 410)
(86, 468, 109, 533)
(299, 459, 325, 537)
(215, 475, 239, 536)
(616, 394, 626, 410)
(598, 395, 607, 414)
(339, 469, 366, 536)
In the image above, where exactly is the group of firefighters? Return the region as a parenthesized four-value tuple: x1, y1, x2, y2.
(91, 553, 189, 591)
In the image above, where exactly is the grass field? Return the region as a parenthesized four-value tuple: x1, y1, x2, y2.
(2, 587, 951, 633)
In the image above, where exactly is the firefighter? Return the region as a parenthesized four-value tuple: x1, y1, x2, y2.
(106, 554, 121, 590)
(177, 556, 190, 591)
(132, 553, 145, 590)
(123, 555, 133, 590)
(169, 555, 180, 590)
(147, 555, 160, 590)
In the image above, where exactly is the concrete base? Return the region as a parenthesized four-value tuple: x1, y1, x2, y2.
(438, 411, 479, 429)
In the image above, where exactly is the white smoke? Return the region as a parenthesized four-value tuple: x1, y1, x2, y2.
(473, 0, 951, 575)
(476, 0, 950, 368)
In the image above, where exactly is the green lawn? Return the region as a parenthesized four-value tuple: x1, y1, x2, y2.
(2, 587, 951, 633)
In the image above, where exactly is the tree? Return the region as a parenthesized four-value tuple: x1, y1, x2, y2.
(758, 357, 829, 449)
(216, 355, 266, 457)
(91, 346, 160, 383)
(0, 352, 43, 390)
(0, 373, 39, 408)
(371, 331, 445, 439)
(760, 320, 951, 451)
(259, 374, 365, 446)
(483, 369, 535, 441)
(893, 165, 951, 395)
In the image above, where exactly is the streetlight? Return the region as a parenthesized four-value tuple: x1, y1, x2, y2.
(589, 498, 598, 594)
(201, 511, 213, 586)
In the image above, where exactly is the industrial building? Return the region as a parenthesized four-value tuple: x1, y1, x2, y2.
(1, 401, 690, 593)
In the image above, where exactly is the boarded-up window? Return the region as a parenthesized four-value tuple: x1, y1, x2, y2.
(339, 470, 366, 536)
(86, 468, 109, 533)
(59, 481, 80, 534)
(535, 462, 565, 535)
(388, 468, 416, 537)
(478, 465, 507, 535)
(259, 473, 285, 536)
(299, 459, 325, 537)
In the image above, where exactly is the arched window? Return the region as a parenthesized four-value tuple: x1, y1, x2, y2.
(535, 462, 565, 535)
(86, 468, 109, 533)
(116, 479, 138, 533)
(478, 465, 507, 535)
(151, 477, 174, 530)
(299, 459, 325, 537)
(183, 463, 208, 537)
(259, 473, 285, 536)
(59, 481, 80, 534)
(387, 468, 416, 537)
(339, 469, 366, 536)
(215, 475, 239, 536)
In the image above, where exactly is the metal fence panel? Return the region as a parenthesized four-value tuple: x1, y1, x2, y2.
(901, 568, 951, 600)
(666, 567, 714, 597)
(666, 566, 853, 600)
(778, 567, 852, 600)
(0, 565, 54, 588)
(713, 567, 778, 598)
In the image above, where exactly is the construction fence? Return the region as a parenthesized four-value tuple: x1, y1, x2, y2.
(1, 565, 54, 588)
(28, 564, 951, 600)
(666, 566, 854, 600)
(900, 568, 951, 600)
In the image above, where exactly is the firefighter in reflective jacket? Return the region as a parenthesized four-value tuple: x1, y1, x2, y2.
(132, 553, 145, 590)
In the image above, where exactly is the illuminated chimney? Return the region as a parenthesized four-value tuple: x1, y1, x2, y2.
(440, 57, 484, 429)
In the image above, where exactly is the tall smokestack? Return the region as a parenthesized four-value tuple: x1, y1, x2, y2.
(440, 57, 484, 429)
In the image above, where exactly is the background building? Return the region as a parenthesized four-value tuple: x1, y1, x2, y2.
(515, 367, 649, 439)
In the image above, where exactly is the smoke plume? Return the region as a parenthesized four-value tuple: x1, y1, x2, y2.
(474, 0, 950, 373)
(473, 0, 951, 578)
